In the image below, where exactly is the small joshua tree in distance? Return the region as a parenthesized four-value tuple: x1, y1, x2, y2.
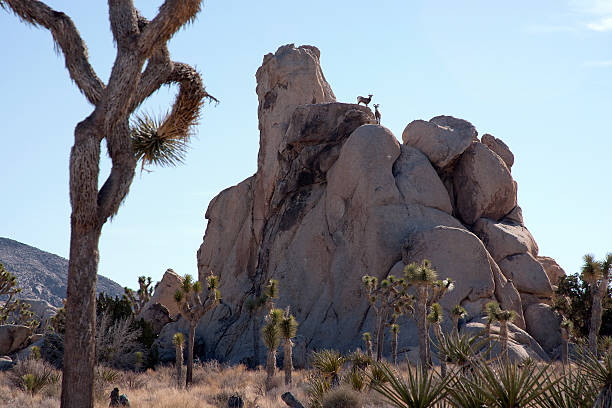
(172, 332, 185, 388)
(390, 323, 400, 365)
(123, 276, 154, 315)
(495, 308, 517, 362)
(262, 307, 283, 391)
(450, 305, 467, 336)
(247, 278, 279, 367)
(174, 271, 220, 386)
(279, 307, 298, 386)
(427, 303, 447, 377)
(363, 332, 373, 359)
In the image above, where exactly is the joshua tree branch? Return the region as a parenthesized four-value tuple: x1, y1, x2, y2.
(138, 0, 201, 58)
(1, 0, 105, 105)
(107, 0, 138, 47)
(97, 119, 137, 223)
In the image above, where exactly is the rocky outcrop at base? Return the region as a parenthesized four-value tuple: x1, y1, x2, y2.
(190, 44, 562, 366)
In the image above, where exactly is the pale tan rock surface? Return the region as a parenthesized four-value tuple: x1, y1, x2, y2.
(482, 133, 514, 169)
(140, 269, 183, 319)
(498, 253, 553, 297)
(472, 217, 538, 262)
(524, 303, 562, 353)
(189, 44, 558, 366)
(453, 142, 517, 225)
(537, 256, 566, 286)
(401, 118, 475, 169)
(0, 325, 31, 355)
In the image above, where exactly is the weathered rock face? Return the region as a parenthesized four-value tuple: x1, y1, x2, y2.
(140, 269, 183, 319)
(194, 44, 562, 365)
(0, 325, 31, 355)
(481, 133, 514, 170)
(537, 256, 566, 287)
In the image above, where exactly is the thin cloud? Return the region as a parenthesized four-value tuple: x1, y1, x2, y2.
(587, 16, 612, 30)
(570, 0, 612, 15)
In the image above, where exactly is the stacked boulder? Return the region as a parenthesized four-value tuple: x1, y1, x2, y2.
(189, 44, 564, 365)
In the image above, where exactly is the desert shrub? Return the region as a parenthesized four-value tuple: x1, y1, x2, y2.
(10, 358, 60, 396)
(96, 313, 143, 369)
(321, 385, 362, 408)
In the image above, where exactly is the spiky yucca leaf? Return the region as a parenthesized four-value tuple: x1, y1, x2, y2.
(436, 331, 490, 368)
(261, 320, 280, 350)
(391, 323, 401, 334)
(537, 366, 596, 408)
(279, 312, 298, 339)
(427, 303, 443, 324)
(173, 289, 184, 303)
(485, 301, 501, 322)
(403, 260, 438, 285)
(451, 305, 467, 319)
(575, 347, 612, 407)
(582, 253, 602, 284)
(172, 332, 185, 347)
(473, 360, 558, 408)
(131, 112, 191, 169)
(264, 279, 279, 299)
(367, 362, 452, 408)
(363, 332, 372, 342)
(446, 371, 488, 408)
(311, 349, 345, 379)
(496, 309, 516, 323)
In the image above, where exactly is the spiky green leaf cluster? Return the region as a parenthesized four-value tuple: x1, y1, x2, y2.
(427, 303, 443, 325)
(403, 259, 438, 285)
(172, 332, 185, 347)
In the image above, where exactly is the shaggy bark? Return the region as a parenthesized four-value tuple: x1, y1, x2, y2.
(432, 324, 447, 377)
(416, 286, 429, 370)
(265, 348, 276, 390)
(1, 1, 211, 406)
(499, 320, 509, 362)
(391, 329, 398, 365)
(561, 326, 569, 367)
(187, 322, 196, 385)
(283, 338, 293, 386)
(589, 275, 609, 355)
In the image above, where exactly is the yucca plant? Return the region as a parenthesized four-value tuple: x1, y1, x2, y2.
(484, 301, 501, 357)
(367, 362, 452, 408)
(495, 309, 516, 362)
(246, 278, 279, 367)
(362, 332, 374, 360)
(436, 331, 489, 374)
(471, 360, 558, 408)
(450, 305, 467, 336)
(537, 366, 596, 408)
(312, 349, 345, 388)
(174, 271, 220, 386)
(172, 332, 185, 388)
(581, 253, 612, 355)
(306, 374, 332, 408)
(391, 324, 400, 365)
(560, 318, 573, 367)
(427, 303, 447, 377)
(445, 370, 488, 408)
(362, 274, 414, 361)
(279, 307, 298, 385)
(262, 307, 283, 391)
(575, 347, 612, 407)
(601, 336, 612, 355)
(404, 260, 438, 369)
(347, 349, 372, 372)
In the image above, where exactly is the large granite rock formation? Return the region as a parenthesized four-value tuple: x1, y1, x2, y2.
(192, 44, 561, 366)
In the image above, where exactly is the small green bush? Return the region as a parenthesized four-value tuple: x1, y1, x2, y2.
(321, 386, 362, 408)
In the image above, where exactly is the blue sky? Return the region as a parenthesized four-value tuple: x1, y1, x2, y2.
(1, 0, 611, 288)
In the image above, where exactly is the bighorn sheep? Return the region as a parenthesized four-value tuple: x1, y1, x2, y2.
(373, 104, 381, 124)
(357, 94, 373, 106)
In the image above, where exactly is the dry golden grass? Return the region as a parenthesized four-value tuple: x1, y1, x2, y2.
(0, 362, 316, 408)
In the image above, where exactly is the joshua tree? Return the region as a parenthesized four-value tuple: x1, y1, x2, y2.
(404, 259, 438, 369)
(495, 308, 517, 362)
(262, 307, 283, 391)
(123, 276, 154, 314)
(362, 274, 414, 361)
(450, 305, 467, 336)
(390, 323, 400, 365)
(560, 318, 573, 367)
(172, 332, 185, 388)
(0, 263, 37, 328)
(1, 2, 215, 406)
(279, 307, 298, 386)
(427, 303, 447, 377)
(362, 332, 374, 360)
(174, 272, 220, 386)
(247, 279, 279, 367)
(484, 301, 501, 354)
(582, 253, 612, 355)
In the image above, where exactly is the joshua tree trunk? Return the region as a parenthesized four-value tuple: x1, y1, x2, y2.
(561, 327, 569, 367)
(452, 315, 459, 336)
(176, 342, 184, 388)
(2, 1, 212, 406)
(433, 324, 447, 377)
(366, 339, 373, 360)
(63, 228, 101, 408)
(416, 286, 428, 370)
(376, 313, 385, 361)
(187, 321, 196, 386)
(265, 348, 276, 391)
(485, 321, 492, 356)
(499, 320, 509, 362)
(283, 338, 293, 386)
(392, 330, 398, 365)
(589, 278, 608, 355)
(253, 317, 261, 367)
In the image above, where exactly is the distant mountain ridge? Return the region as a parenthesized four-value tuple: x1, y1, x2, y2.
(0, 237, 124, 308)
